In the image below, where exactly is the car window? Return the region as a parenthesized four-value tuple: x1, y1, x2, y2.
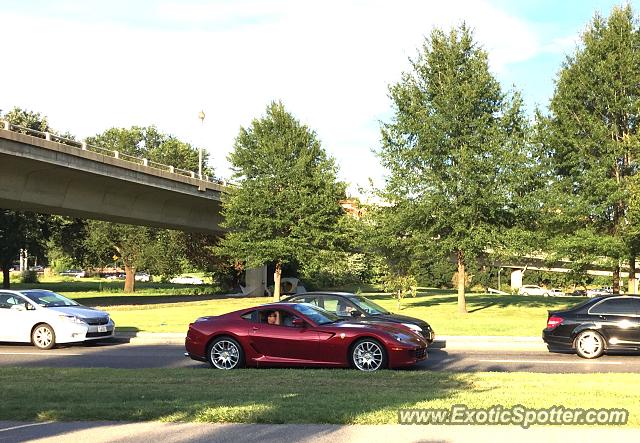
(590, 297, 640, 316)
(290, 296, 321, 307)
(241, 311, 258, 322)
(0, 293, 23, 309)
(322, 297, 340, 314)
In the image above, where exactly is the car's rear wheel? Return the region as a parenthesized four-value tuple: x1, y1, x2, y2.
(32, 324, 56, 350)
(351, 338, 387, 371)
(207, 336, 245, 369)
(575, 330, 605, 359)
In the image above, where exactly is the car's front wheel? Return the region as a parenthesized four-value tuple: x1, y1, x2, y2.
(351, 338, 388, 371)
(207, 336, 245, 369)
(575, 330, 605, 359)
(32, 324, 56, 350)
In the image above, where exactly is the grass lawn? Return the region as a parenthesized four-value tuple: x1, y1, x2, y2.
(0, 367, 636, 426)
(10, 279, 587, 336)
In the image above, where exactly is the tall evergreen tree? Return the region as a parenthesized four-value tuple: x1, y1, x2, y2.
(541, 5, 640, 293)
(378, 24, 529, 313)
(218, 102, 346, 299)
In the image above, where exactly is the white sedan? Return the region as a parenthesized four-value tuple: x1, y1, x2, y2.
(517, 285, 549, 296)
(169, 276, 204, 285)
(0, 289, 115, 349)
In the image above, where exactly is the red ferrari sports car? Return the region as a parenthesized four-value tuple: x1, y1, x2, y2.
(185, 302, 428, 371)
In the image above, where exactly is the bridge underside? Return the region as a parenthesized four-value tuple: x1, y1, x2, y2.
(0, 131, 224, 234)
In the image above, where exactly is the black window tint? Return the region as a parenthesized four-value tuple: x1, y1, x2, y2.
(591, 298, 640, 315)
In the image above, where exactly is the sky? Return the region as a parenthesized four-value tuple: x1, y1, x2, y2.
(0, 0, 634, 195)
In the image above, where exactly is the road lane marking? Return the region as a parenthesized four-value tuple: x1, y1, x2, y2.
(0, 352, 82, 356)
(0, 421, 53, 433)
(478, 358, 623, 365)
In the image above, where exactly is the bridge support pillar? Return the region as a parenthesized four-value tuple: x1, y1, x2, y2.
(511, 269, 523, 290)
(244, 266, 268, 297)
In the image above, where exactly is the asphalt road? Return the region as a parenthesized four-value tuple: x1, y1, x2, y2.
(1, 342, 640, 373)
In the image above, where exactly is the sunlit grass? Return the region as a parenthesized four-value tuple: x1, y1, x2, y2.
(0, 368, 637, 426)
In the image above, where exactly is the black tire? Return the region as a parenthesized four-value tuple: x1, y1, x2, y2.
(32, 323, 56, 350)
(207, 336, 245, 369)
(575, 330, 605, 359)
(350, 338, 388, 371)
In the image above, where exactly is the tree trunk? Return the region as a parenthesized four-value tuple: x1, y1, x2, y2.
(273, 262, 282, 301)
(629, 256, 636, 295)
(397, 291, 402, 311)
(457, 250, 467, 314)
(124, 264, 136, 293)
(613, 264, 620, 294)
(2, 267, 9, 289)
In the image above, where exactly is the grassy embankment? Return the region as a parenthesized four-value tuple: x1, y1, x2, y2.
(0, 368, 636, 426)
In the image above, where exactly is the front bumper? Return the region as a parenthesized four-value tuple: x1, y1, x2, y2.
(56, 320, 116, 343)
(388, 345, 428, 368)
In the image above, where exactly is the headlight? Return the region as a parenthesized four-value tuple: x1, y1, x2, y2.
(392, 332, 414, 343)
(401, 323, 422, 333)
(59, 315, 86, 324)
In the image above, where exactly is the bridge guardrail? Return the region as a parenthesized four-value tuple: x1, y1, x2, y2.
(1, 120, 226, 186)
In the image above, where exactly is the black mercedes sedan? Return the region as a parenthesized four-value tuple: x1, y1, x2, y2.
(543, 295, 640, 358)
(282, 291, 434, 343)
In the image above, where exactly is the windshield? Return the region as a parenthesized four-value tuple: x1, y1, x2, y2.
(21, 290, 80, 307)
(348, 296, 390, 315)
(292, 303, 340, 325)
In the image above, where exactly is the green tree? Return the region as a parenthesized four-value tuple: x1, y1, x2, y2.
(378, 25, 529, 313)
(540, 5, 640, 294)
(0, 108, 55, 287)
(218, 102, 346, 299)
(0, 210, 50, 288)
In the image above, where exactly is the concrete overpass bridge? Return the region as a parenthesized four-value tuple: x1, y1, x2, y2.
(0, 122, 224, 235)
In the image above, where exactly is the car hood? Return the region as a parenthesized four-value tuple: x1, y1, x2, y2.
(329, 320, 427, 343)
(48, 306, 108, 319)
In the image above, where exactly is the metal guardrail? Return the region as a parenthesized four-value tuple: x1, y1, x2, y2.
(0, 120, 226, 186)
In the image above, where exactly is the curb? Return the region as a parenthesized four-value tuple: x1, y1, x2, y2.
(114, 332, 548, 351)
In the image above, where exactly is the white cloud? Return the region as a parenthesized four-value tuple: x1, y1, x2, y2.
(0, 1, 554, 194)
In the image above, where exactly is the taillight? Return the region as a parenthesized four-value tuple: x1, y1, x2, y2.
(547, 316, 564, 329)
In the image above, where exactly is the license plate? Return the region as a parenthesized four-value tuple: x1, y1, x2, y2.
(98, 326, 107, 333)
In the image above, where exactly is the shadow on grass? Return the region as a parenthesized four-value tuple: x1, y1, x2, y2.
(405, 293, 587, 310)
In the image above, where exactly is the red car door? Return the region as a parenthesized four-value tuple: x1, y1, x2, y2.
(249, 310, 320, 362)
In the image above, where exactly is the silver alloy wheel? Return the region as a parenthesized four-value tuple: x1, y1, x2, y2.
(353, 340, 384, 371)
(33, 325, 54, 350)
(210, 339, 240, 369)
(576, 330, 604, 358)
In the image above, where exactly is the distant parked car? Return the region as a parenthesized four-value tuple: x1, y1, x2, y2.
(518, 285, 548, 296)
(547, 288, 566, 297)
(29, 266, 44, 273)
(60, 269, 86, 278)
(135, 272, 150, 282)
(0, 289, 115, 349)
(170, 276, 204, 285)
(570, 289, 587, 297)
(586, 287, 612, 298)
(543, 295, 640, 358)
(105, 273, 125, 280)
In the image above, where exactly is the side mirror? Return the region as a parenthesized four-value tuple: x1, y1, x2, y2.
(292, 318, 305, 328)
(350, 311, 362, 318)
